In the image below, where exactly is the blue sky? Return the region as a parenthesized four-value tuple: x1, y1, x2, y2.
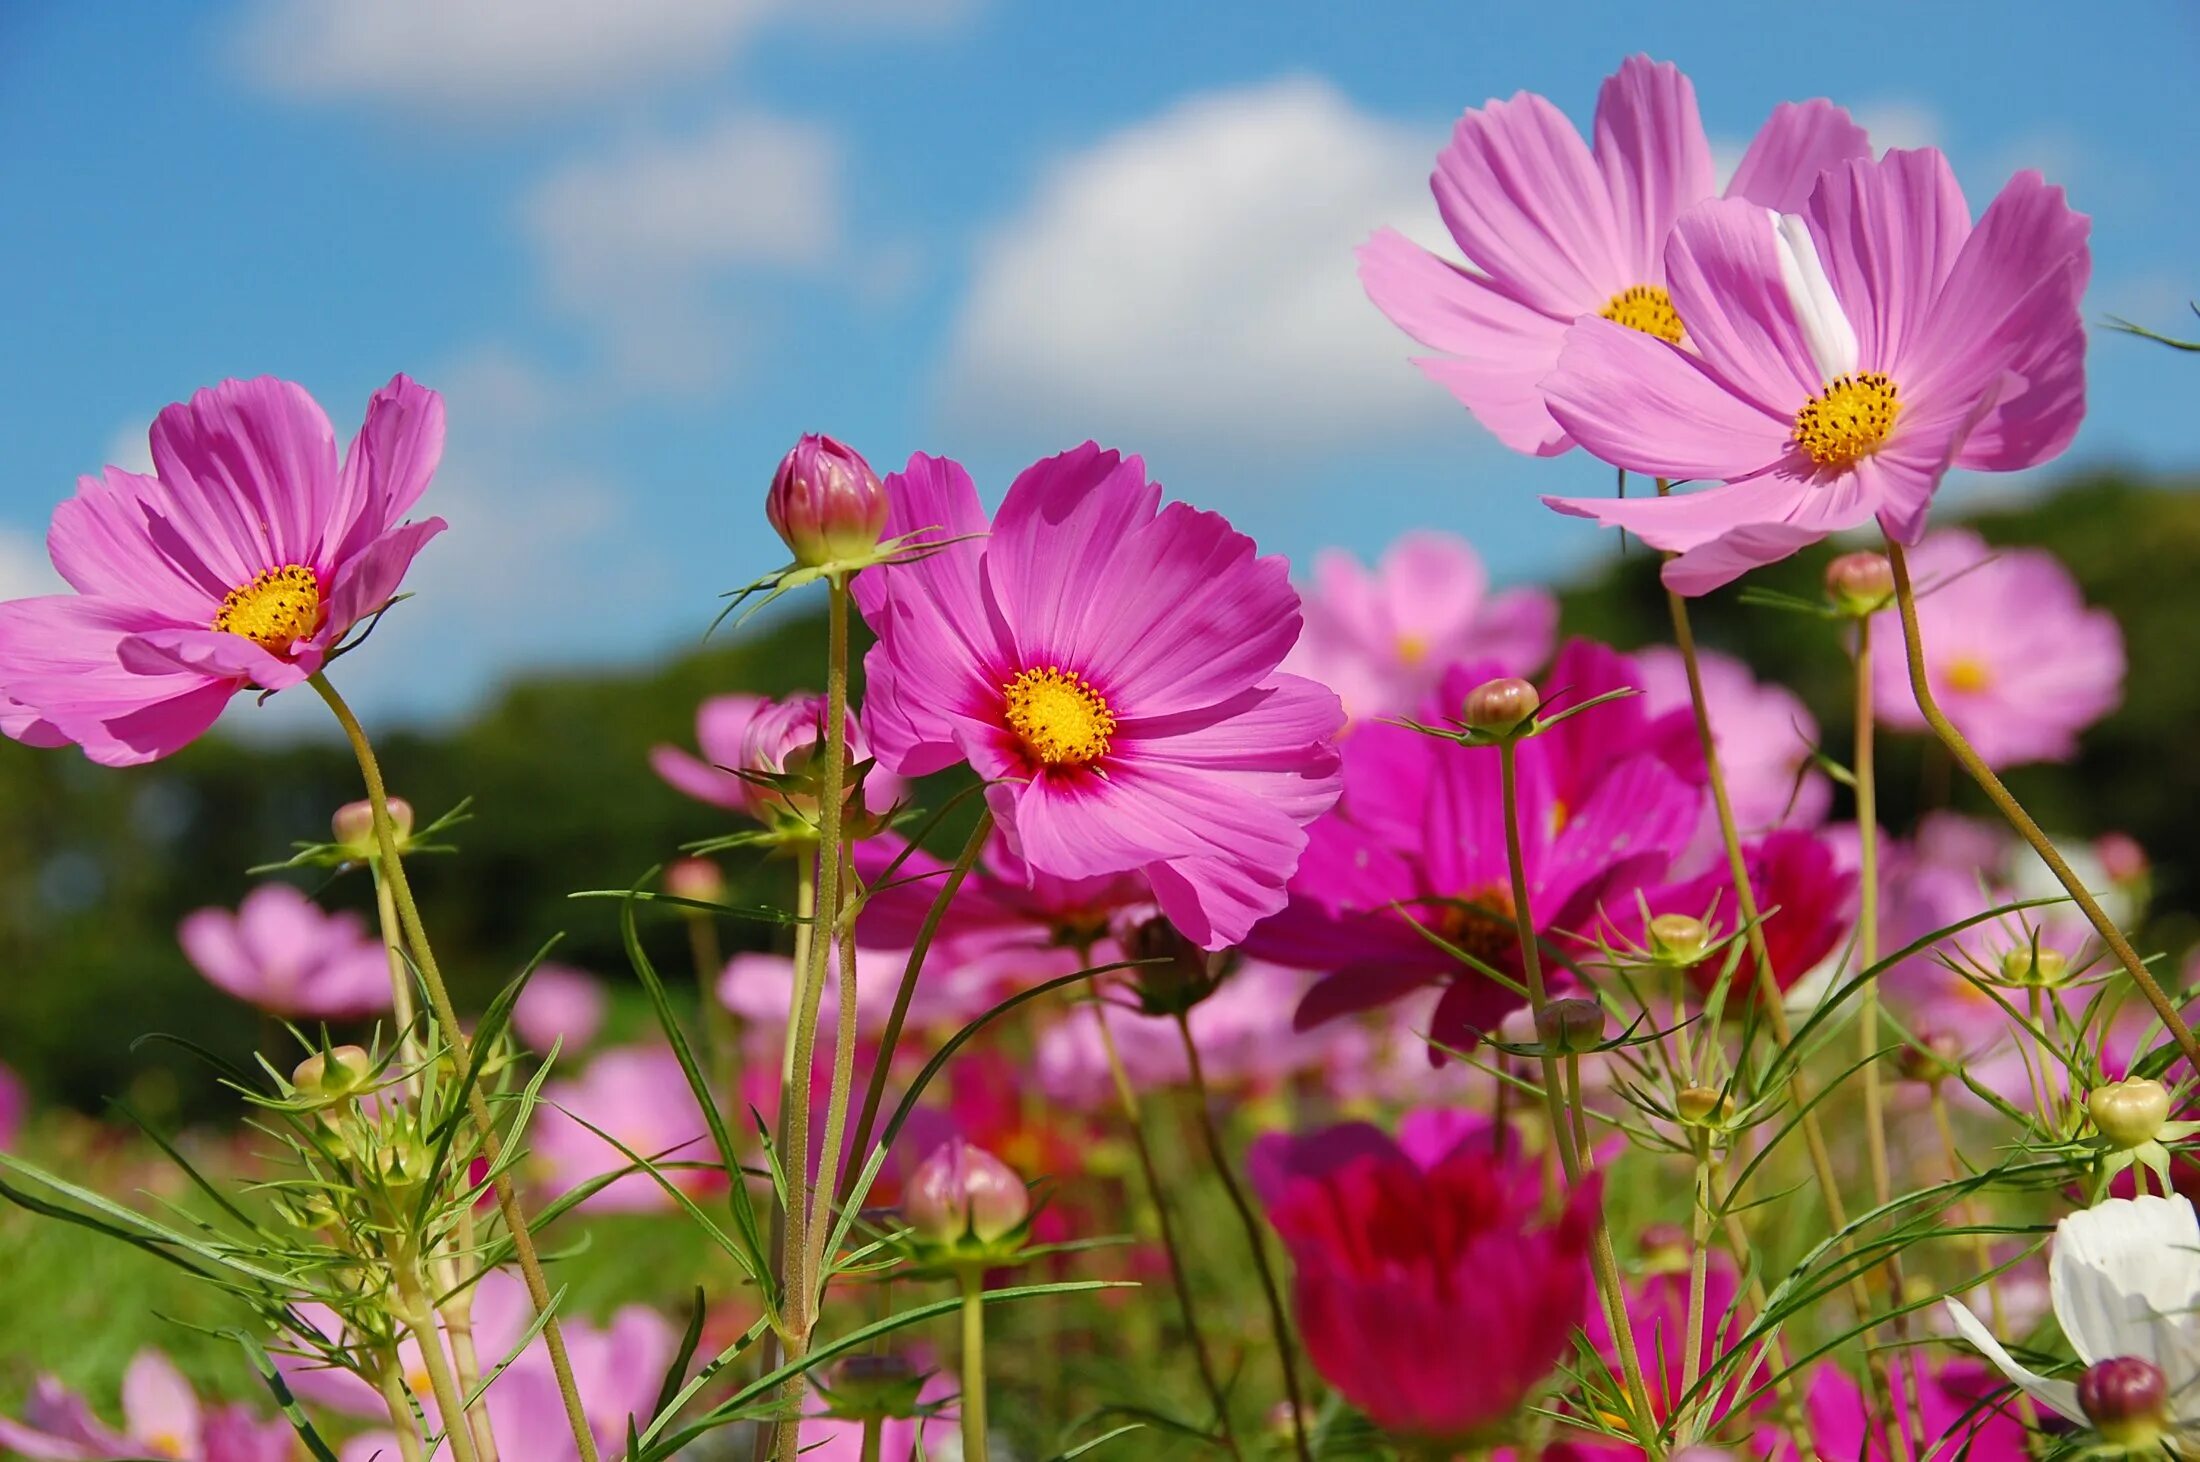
(2, 0, 2194, 731)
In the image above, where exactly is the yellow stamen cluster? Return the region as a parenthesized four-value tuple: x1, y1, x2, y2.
(1793, 372, 1902, 469)
(1599, 284, 1685, 344)
(212, 563, 323, 651)
(1944, 656, 1994, 694)
(1003, 666, 1116, 768)
(1436, 887, 1520, 970)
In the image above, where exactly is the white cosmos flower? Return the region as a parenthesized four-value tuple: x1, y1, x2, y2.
(1944, 1194, 2200, 1440)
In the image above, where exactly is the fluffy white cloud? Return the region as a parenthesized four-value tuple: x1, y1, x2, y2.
(0, 528, 60, 602)
(520, 113, 843, 389)
(1855, 100, 1942, 155)
(940, 77, 1458, 458)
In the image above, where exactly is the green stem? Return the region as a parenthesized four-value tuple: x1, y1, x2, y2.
(1680, 1136, 1712, 1417)
(1886, 539, 2200, 1071)
(1496, 738, 1657, 1452)
(805, 842, 860, 1297)
(1173, 1012, 1312, 1462)
(375, 1354, 430, 1462)
(371, 868, 425, 1098)
(959, 1270, 990, 1462)
(861, 1416, 883, 1462)
(310, 672, 599, 1462)
(755, 859, 814, 1462)
(396, 1283, 484, 1462)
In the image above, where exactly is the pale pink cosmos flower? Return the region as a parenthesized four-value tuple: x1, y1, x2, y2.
(534, 1045, 716, 1212)
(0, 1349, 294, 1461)
(1633, 644, 1830, 832)
(1282, 531, 1557, 721)
(511, 963, 609, 1055)
(1360, 55, 1870, 456)
(853, 445, 1344, 949)
(1544, 149, 2090, 593)
(650, 691, 905, 824)
(177, 883, 392, 1019)
(1032, 963, 1328, 1109)
(0, 376, 446, 765)
(1868, 528, 2123, 767)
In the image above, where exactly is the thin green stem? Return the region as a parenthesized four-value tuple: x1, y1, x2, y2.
(959, 1269, 990, 1462)
(396, 1284, 484, 1462)
(1680, 1135, 1712, 1413)
(1173, 1012, 1311, 1462)
(375, 1356, 431, 1462)
(371, 868, 424, 1098)
(310, 672, 598, 1462)
(1887, 539, 2200, 1070)
(806, 842, 860, 1297)
(755, 859, 814, 1462)
(860, 1416, 883, 1462)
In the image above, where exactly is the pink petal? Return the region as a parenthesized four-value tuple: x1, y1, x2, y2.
(1660, 521, 1841, 596)
(321, 516, 447, 641)
(0, 595, 236, 765)
(1434, 90, 1629, 317)
(147, 376, 341, 581)
(1358, 228, 1575, 456)
(1662, 196, 1823, 414)
(47, 468, 226, 620)
(179, 907, 261, 1002)
(1724, 100, 1872, 213)
(330, 375, 447, 564)
(649, 745, 746, 811)
(1803, 149, 1972, 375)
(1541, 316, 1792, 482)
(119, 626, 312, 690)
(122, 1351, 201, 1455)
(1591, 56, 1716, 282)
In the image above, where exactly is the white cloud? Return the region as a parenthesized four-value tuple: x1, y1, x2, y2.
(520, 113, 843, 389)
(1854, 101, 1942, 155)
(101, 419, 155, 477)
(940, 77, 1457, 459)
(0, 528, 61, 602)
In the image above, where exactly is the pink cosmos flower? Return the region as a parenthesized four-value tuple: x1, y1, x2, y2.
(1632, 645, 1829, 831)
(1583, 1249, 1757, 1435)
(1249, 644, 1701, 1051)
(1544, 149, 2090, 593)
(1869, 528, 2123, 767)
(0, 1349, 295, 1462)
(1778, 1359, 2026, 1461)
(534, 1045, 717, 1212)
(1359, 55, 1870, 456)
(1032, 963, 1325, 1108)
(650, 691, 905, 825)
(1282, 531, 1557, 721)
(1252, 1119, 1596, 1440)
(178, 883, 392, 1019)
(511, 963, 609, 1055)
(0, 1060, 23, 1151)
(0, 376, 446, 765)
(852, 445, 1345, 949)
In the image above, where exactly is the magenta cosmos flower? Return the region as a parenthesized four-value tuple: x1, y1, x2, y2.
(651, 691, 906, 827)
(0, 376, 446, 765)
(1632, 645, 1830, 831)
(1544, 149, 2090, 593)
(178, 882, 393, 1019)
(1360, 55, 1870, 456)
(853, 445, 1345, 949)
(1869, 528, 2122, 767)
(0, 1349, 294, 1462)
(1282, 530, 1556, 722)
(535, 1045, 717, 1212)
(1252, 1119, 1596, 1441)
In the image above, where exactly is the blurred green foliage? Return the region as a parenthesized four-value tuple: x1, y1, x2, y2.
(2, 471, 2195, 1123)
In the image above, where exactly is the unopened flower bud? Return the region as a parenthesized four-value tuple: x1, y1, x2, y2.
(905, 1137, 1030, 1248)
(1124, 916, 1225, 1016)
(2088, 1078, 2173, 1151)
(818, 1353, 926, 1421)
(1999, 944, 2069, 987)
(664, 857, 727, 907)
(1646, 913, 1712, 966)
(1537, 997, 1605, 1053)
(1463, 677, 1539, 735)
(293, 1046, 375, 1102)
(333, 798, 413, 860)
(2096, 832, 2149, 887)
(768, 433, 889, 568)
(2078, 1355, 2169, 1449)
(1825, 551, 1894, 614)
(1897, 1031, 1963, 1086)
(1676, 1086, 1734, 1129)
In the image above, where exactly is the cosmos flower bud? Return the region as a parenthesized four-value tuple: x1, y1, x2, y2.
(292, 1045, 375, 1103)
(2078, 1355, 2169, 1449)
(1125, 915, 1227, 1016)
(1537, 997, 1605, 1053)
(1646, 913, 1712, 966)
(664, 857, 727, 907)
(332, 797, 413, 861)
(2088, 1079, 2173, 1151)
(1897, 1031, 1963, 1086)
(1999, 944, 2069, 987)
(905, 1137, 1030, 1249)
(1463, 676, 1539, 734)
(818, 1353, 927, 1421)
(2096, 832, 2149, 887)
(1824, 551, 1894, 614)
(767, 433, 889, 568)
(1676, 1086, 1734, 1129)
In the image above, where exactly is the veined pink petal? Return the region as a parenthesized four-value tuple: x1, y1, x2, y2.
(984, 444, 1157, 662)
(649, 745, 747, 811)
(1803, 149, 1971, 376)
(1542, 317, 1792, 481)
(320, 517, 448, 643)
(1434, 90, 1630, 316)
(1663, 196, 1823, 414)
(1357, 229, 1575, 455)
(121, 1351, 202, 1456)
(1660, 521, 1843, 597)
(1592, 56, 1715, 283)
(0, 596, 237, 766)
(1725, 99, 1872, 213)
(47, 468, 226, 620)
(329, 375, 446, 565)
(118, 626, 313, 690)
(148, 376, 342, 581)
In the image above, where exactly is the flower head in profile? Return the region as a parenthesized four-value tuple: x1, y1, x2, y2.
(1544, 149, 2089, 593)
(1870, 528, 2123, 767)
(853, 445, 1344, 949)
(1282, 530, 1555, 722)
(0, 375, 447, 764)
(0, 1349, 295, 1462)
(1360, 55, 1870, 456)
(1251, 1119, 1596, 1441)
(650, 691, 904, 835)
(178, 883, 393, 1020)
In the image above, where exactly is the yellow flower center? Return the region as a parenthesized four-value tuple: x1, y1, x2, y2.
(1002, 666, 1116, 768)
(1599, 284, 1685, 344)
(1945, 656, 1994, 694)
(213, 563, 323, 651)
(146, 1433, 188, 1459)
(1793, 373, 1902, 470)
(1395, 632, 1428, 666)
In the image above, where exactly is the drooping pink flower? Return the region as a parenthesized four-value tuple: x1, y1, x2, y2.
(853, 445, 1345, 949)
(1252, 1120, 1596, 1440)
(1282, 531, 1557, 721)
(1869, 528, 2123, 767)
(1543, 149, 2089, 593)
(1359, 55, 1870, 456)
(0, 1349, 295, 1462)
(650, 691, 904, 826)
(0, 376, 447, 765)
(533, 1045, 718, 1212)
(1632, 645, 1829, 831)
(511, 963, 609, 1055)
(177, 883, 392, 1019)
(1248, 644, 1700, 1051)
(0, 1060, 23, 1151)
